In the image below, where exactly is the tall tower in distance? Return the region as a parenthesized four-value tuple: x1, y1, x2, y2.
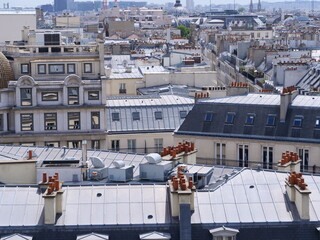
(174, 0, 182, 8)
(249, 0, 253, 12)
(257, 0, 261, 11)
(186, 0, 194, 11)
(102, 0, 108, 10)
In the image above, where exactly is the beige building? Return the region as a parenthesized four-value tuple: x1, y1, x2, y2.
(0, 9, 36, 43)
(174, 92, 320, 173)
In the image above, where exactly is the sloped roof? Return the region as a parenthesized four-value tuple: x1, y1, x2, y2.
(139, 231, 171, 239)
(0, 234, 32, 240)
(0, 52, 14, 88)
(76, 232, 109, 240)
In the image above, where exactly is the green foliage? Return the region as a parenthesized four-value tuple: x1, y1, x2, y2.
(177, 25, 191, 38)
(238, 7, 245, 13)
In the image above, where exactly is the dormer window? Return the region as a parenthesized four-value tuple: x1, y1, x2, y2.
(245, 114, 255, 125)
(112, 112, 120, 121)
(293, 117, 303, 127)
(316, 118, 320, 128)
(180, 110, 187, 119)
(204, 112, 213, 121)
(154, 111, 163, 120)
(68, 87, 79, 105)
(132, 112, 140, 121)
(225, 112, 235, 124)
(266, 115, 276, 126)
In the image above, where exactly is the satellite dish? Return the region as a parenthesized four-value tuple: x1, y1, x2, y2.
(90, 156, 105, 168)
(113, 160, 125, 168)
(145, 153, 162, 164)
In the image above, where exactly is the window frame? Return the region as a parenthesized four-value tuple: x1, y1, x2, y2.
(266, 115, 276, 126)
(67, 63, 76, 74)
(48, 64, 65, 74)
(68, 112, 81, 130)
(37, 64, 46, 74)
(132, 112, 140, 121)
(293, 117, 303, 127)
(180, 110, 187, 119)
(67, 87, 79, 105)
(112, 112, 120, 121)
(204, 112, 213, 121)
(111, 140, 120, 151)
(154, 138, 163, 153)
(127, 139, 137, 153)
(67, 140, 82, 148)
(45, 141, 60, 147)
(154, 111, 163, 120)
(315, 118, 320, 128)
(225, 112, 235, 124)
(91, 111, 100, 129)
(21, 63, 30, 74)
(20, 88, 32, 106)
(84, 63, 92, 73)
(88, 90, 99, 100)
(0, 114, 3, 131)
(91, 140, 100, 150)
(42, 92, 58, 101)
(44, 113, 57, 130)
(245, 114, 255, 125)
(20, 113, 33, 131)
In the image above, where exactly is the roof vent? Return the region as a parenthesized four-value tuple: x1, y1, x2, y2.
(90, 156, 105, 168)
(145, 153, 162, 164)
(63, 157, 76, 161)
(113, 160, 125, 168)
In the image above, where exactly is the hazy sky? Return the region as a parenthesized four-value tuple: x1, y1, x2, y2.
(2, 0, 281, 8)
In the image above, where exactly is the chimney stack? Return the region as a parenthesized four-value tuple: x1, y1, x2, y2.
(285, 172, 311, 220)
(280, 86, 298, 122)
(277, 151, 301, 172)
(42, 173, 64, 224)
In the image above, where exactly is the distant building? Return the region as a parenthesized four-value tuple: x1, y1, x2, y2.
(54, 0, 67, 12)
(40, 4, 54, 12)
(108, 1, 147, 9)
(186, 0, 194, 11)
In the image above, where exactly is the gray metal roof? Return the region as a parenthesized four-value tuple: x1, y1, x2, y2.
(77, 233, 109, 240)
(192, 169, 320, 224)
(106, 95, 194, 133)
(292, 95, 320, 107)
(138, 66, 168, 74)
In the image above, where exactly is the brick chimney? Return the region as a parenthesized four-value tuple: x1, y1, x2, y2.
(168, 168, 195, 240)
(285, 172, 311, 220)
(42, 173, 64, 224)
(277, 151, 301, 172)
(161, 142, 197, 164)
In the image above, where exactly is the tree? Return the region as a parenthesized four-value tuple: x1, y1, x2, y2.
(238, 7, 245, 13)
(177, 25, 191, 38)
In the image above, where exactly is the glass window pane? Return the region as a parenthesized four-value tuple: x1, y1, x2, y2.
(245, 115, 254, 124)
(266, 115, 276, 125)
(204, 112, 213, 121)
(112, 112, 120, 121)
(91, 112, 100, 129)
(68, 87, 79, 105)
(180, 110, 187, 119)
(155, 111, 162, 120)
(21, 114, 33, 131)
(225, 113, 235, 124)
(67, 64, 75, 74)
(84, 63, 92, 73)
(44, 113, 57, 130)
(132, 112, 140, 121)
(38, 64, 46, 74)
(21, 88, 32, 106)
(49, 64, 65, 74)
(88, 91, 99, 100)
(42, 92, 58, 101)
(68, 112, 80, 130)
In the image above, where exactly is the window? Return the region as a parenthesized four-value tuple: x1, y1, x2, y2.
(215, 143, 226, 165)
(225, 112, 235, 124)
(204, 112, 213, 121)
(155, 111, 163, 120)
(111, 140, 120, 151)
(112, 112, 120, 121)
(132, 112, 140, 121)
(21, 64, 30, 74)
(180, 110, 187, 119)
(315, 118, 320, 127)
(238, 144, 248, 167)
(45, 141, 60, 147)
(298, 148, 309, 172)
(68, 112, 80, 130)
(262, 146, 273, 169)
(67, 63, 75, 74)
(266, 115, 276, 126)
(21, 113, 33, 131)
(68, 87, 79, 105)
(84, 63, 92, 73)
(67, 140, 82, 148)
(0, 114, 3, 131)
(154, 138, 163, 153)
(91, 112, 100, 129)
(119, 83, 126, 94)
(88, 91, 99, 100)
(38, 64, 46, 74)
(127, 139, 136, 153)
(20, 142, 35, 146)
(21, 88, 32, 106)
(91, 140, 100, 150)
(49, 64, 65, 74)
(293, 117, 303, 127)
(245, 114, 255, 125)
(44, 113, 57, 130)
(42, 92, 58, 101)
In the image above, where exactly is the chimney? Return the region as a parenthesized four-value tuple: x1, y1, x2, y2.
(277, 151, 301, 172)
(285, 172, 311, 220)
(280, 87, 298, 122)
(168, 170, 195, 240)
(81, 140, 87, 167)
(42, 173, 64, 224)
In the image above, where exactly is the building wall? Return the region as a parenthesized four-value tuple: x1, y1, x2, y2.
(0, 13, 36, 43)
(55, 16, 80, 28)
(105, 77, 142, 96)
(0, 160, 37, 184)
(174, 134, 320, 171)
(107, 132, 174, 154)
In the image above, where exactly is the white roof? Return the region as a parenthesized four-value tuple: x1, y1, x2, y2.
(291, 95, 320, 108)
(139, 231, 171, 239)
(0, 234, 33, 240)
(202, 93, 280, 106)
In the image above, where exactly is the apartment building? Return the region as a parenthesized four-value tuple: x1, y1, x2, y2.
(0, 40, 107, 149)
(175, 90, 320, 173)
